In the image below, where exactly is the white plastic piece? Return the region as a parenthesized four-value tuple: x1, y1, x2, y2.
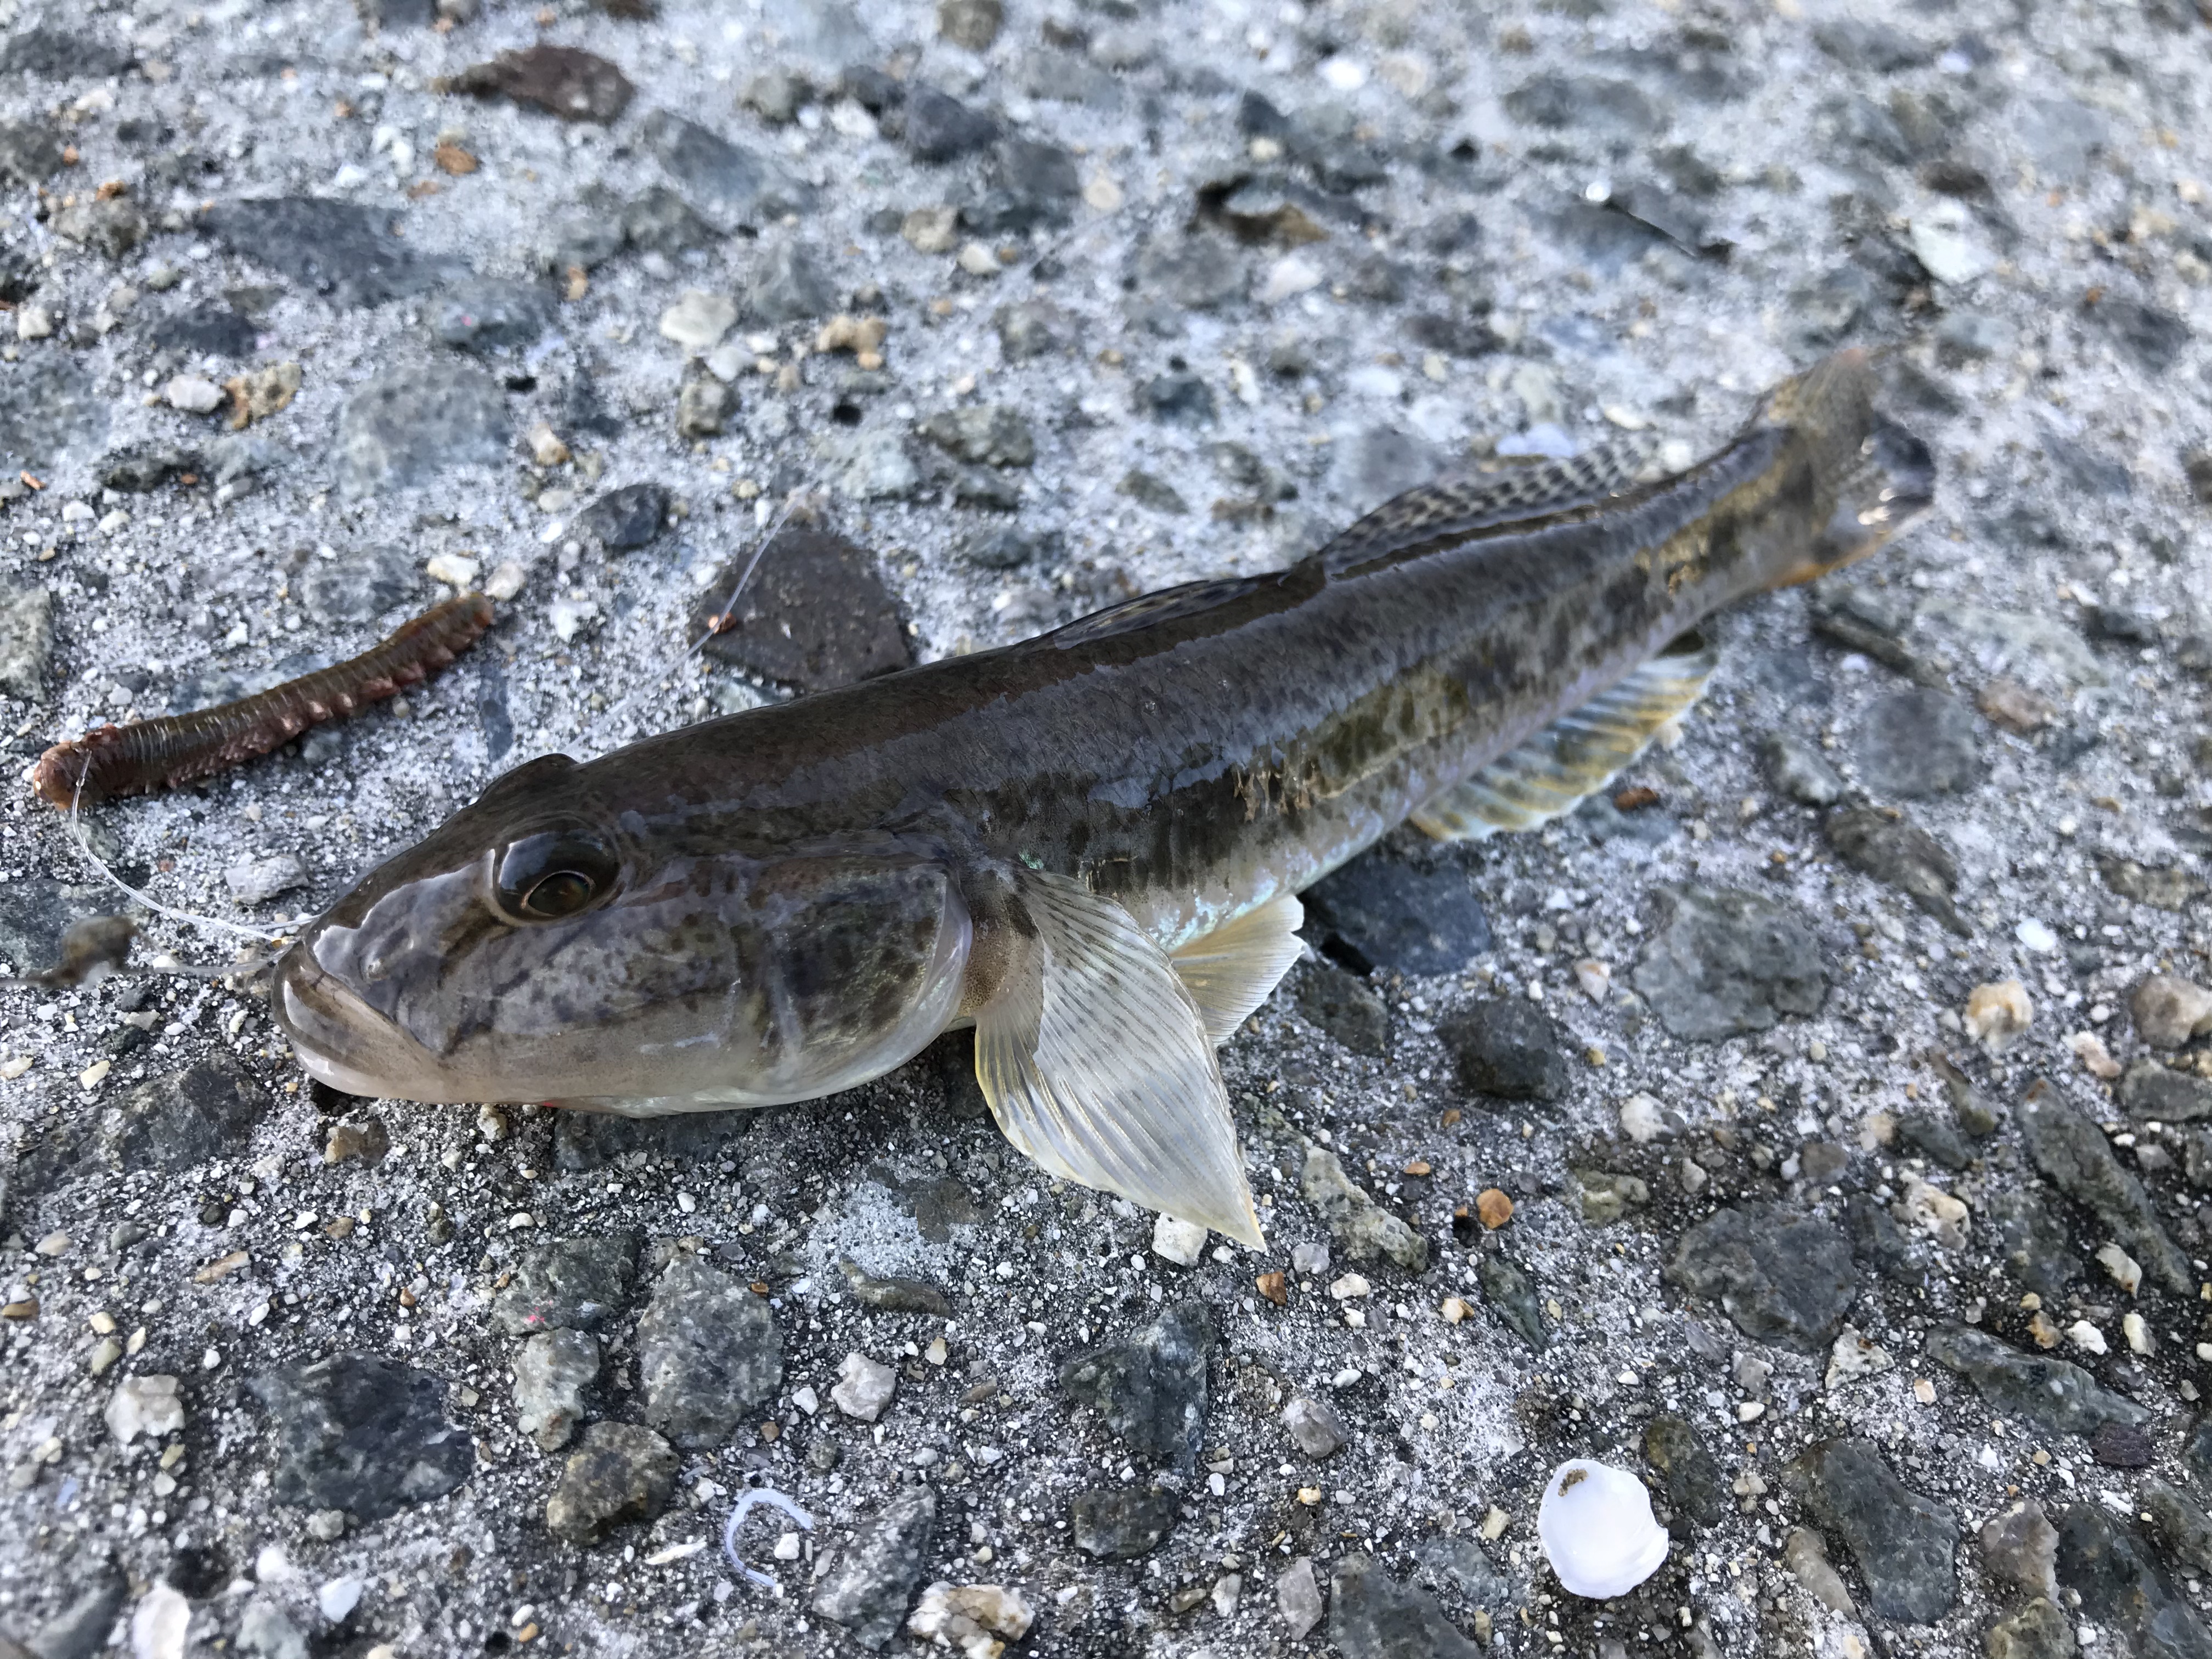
(1537, 1459, 1670, 1599)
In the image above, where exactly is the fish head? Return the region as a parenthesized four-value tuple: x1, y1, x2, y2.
(1788, 414, 1938, 583)
(272, 754, 972, 1108)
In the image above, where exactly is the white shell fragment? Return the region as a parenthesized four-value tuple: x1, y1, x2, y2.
(1537, 1459, 1670, 1599)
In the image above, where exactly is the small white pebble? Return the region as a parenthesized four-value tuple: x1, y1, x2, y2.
(2067, 1319, 2108, 1356)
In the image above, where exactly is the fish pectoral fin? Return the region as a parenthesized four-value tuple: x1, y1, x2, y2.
(1414, 632, 1720, 842)
(1169, 894, 1307, 1046)
(973, 870, 1264, 1248)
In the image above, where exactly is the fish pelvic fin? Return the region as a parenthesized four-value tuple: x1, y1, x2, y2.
(1754, 349, 1937, 588)
(972, 870, 1265, 1248)
(1169, 894, 1306, 1046)
(1413, 632, 1719, 841)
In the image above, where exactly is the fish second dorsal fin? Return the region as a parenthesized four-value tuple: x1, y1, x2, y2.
(1169, 893, 1306, 1046)
(1321, 437, 1662, 577)
(973, 870, 1263, 1246)
(1413, 633, 1719, 842)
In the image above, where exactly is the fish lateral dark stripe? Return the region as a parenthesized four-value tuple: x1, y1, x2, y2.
(31, 593, 496, 809)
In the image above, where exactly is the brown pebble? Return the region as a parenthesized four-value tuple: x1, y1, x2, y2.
(1476, 1188, 1514, 1229)
(1403, 1159, 1432, 1177)
(1612, 785, 1660, 811)
(1977, 676, 2055, 735)
(194, 1249, 250, 1283)
(1256, 1271, 1288, 1306)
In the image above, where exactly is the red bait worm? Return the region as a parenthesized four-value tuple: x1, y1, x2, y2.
(32, 593, 496, 809)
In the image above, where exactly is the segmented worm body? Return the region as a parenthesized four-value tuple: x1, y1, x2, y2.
(32, 594, 496, 809)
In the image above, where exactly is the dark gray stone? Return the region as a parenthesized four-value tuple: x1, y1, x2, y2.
(1413, 1538, 1508, 1609)
(1982, 1498, 2059, 1600)
(744, 242, 834, 323)
(297, 546, 421, 625)
(1784, 1438, 1957, 1624)
(573, 483, 670, 550)
(810, 1486, 938, 1650)
(1505, 72, 1660, 134)
(1302, 855, 1491, 975)
(1645, 1413, 1725, 1526)
(22, 1565, 128, 1659)
(994, 299, 1070, 360)
(1478, 1254, 1547, 1349)
(98, 444, 200, 493)
(431, 276, 556, 353)
(1854, 690, 1982, 799)
(334, 363, 507, 498)
(1070, 1486, 1180, 1559)
(691, 528, 914, 693)
(53, 196, 146, 260)
(1440, 999, 1570, 1104)
(2100, 300, 2191, 374)
(1826, 808, 1967, 934)
(1923, 1325, 2148, 1437)
(2101, 857, 2205, 913)
(963, 527, 1059, 569)
(1897, 1110, 1974, 1171)
(2188, 1419, 2212, 1494)
(0, 121, 63, 187)
(917, 405, 1034, 468)
(1293, 966, 1387, 1056)
(837, 1257, 952, 1317)
(89, 1053, 276, 1176)
(2119, 1062, 2212, 1121)
(1813, 19, 1933, 70)
(0, 351, 111, 471)
(2018, 1079, 2191, 1294)
(1136, 371, 1216, 424)
(639, 111, 813, 224)
(1133, 236, 1248, 312)
(1119, 470, 1188, 514)
(901, 86, 999, 162)
(148, 305, 259, 359)
(2054, 1507, 2212, 1658)
(636, 1255, 784, 1451)
(966, 139, 1081, 233)
(2142, 1479, 2212, 1576)
(1987, 1187, 2080, 1297)
(247, 1353, 474, 1521)
(1665, 1204, 1858, 1352)
(619, 187, 715, 257)
(544, 1422, 677, 1544)
(0, 585, 56, 701)
(1329, 1554, 1483, 1659)
(1633, 885, 1827, 1040)
(201, 198, 457, 308)
(1058, 1300, 1216, 1467)
(490, 1235, 638, 1336)
(0, 26, 132, 77)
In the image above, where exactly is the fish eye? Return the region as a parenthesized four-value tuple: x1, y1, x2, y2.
(493, 830, 619, 923)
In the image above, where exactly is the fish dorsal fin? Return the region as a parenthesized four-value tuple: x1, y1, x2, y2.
(1413, 633, 1718, 842)
(1321, 438, 1662, 577)
(973, 870, 1263, 1246)
(1169, 894, 1306, 1046)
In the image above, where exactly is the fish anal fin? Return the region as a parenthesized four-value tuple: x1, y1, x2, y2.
(1414, 634, 1719, 842)
(1169, 894, 1306, 1046)
(973, 870, 1264, 1248)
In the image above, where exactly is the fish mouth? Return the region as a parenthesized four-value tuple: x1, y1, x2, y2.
(273, 941, 466, 1104)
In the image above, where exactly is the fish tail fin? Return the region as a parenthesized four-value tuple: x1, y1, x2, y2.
(1754, 349, 1937, 589)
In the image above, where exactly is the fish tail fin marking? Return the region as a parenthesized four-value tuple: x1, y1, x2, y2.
(1754, 351, 1937, 589)
(973, 870, 1265, 1248)
(1413, 633, 1719, 842)
(1169, 894, 1307, 1046)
